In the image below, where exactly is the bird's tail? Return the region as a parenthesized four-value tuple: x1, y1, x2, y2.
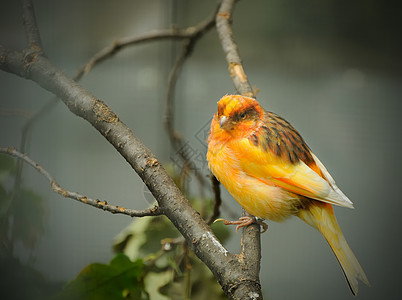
(298, 202, 370, 295)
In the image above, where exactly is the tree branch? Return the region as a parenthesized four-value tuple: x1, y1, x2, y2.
(216, 0, 255, 98)
(0, 147, 162, 217)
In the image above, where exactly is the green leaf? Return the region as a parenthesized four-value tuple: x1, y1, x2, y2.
(54, 254, 145, 300)
(139, 217, 180, 256)
(144, 270, 174, 300)
(113, 216, 180, 261)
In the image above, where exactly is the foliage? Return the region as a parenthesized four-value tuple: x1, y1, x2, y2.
(111, 165, 230, 299)
(53, 254, 145, 300)
(56, 192, 230, 300)
(113, 213, 229, 300)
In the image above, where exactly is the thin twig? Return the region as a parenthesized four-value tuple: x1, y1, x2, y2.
(73, 29, 188, 81)
(164, 38, 208, 191)
(164, 38, 192, 145)
(13, 99, 59, 200)
(19, 98, 58, 153)
(0, 147, 163, 218)
(74, 10, 217, 82)
(163, 10, 218, 133)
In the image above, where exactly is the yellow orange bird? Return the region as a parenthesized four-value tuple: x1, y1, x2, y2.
(207, 95, 369, 295)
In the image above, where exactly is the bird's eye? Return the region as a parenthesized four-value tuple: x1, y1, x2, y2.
(240, 112, 247, 119)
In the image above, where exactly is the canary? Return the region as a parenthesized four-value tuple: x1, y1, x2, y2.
(207, 95, 369, 295)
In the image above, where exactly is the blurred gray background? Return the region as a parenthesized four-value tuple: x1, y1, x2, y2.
(1, 0, 401, 299)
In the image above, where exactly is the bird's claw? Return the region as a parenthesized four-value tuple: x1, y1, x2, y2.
(214, 216, 268, 233)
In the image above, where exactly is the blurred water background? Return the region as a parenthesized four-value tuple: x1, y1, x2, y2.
(1, 0, 401, 299)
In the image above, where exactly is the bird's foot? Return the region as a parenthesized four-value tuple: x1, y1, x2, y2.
(215, 216, 268, 233)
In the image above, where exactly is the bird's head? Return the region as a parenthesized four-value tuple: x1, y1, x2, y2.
(211, 95, 264, 139)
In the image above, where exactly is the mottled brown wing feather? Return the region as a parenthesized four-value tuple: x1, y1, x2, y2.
(248, 111, 318, 168)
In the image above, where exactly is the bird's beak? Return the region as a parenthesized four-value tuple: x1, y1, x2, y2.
(219, 116, 228, 128)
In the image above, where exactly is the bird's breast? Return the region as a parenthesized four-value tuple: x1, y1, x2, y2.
(207, 140, 304, 221)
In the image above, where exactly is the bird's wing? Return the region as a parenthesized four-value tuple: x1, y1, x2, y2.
(232, 138, 354, 208)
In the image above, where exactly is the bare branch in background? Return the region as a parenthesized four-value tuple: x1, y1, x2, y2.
(13, 98, 58, 198)
(164, 6, 218, 136)
(74, 30, 188, 81)
(0, 147, 163, 218)
(164, 37, 209, 193)
(162, 3, 221, 201)
(74, 10, 217, 81)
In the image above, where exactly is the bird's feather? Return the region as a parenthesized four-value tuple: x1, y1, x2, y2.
(233, 137, 354, 208)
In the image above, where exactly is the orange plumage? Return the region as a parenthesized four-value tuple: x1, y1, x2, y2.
(207, 95, 369, 295)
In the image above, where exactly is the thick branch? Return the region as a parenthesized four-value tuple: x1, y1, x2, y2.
(0, 147, 162, 217)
